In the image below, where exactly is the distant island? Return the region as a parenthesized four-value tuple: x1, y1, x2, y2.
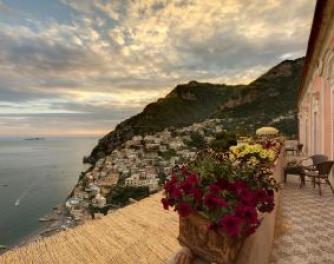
(24, 137, 45, 141)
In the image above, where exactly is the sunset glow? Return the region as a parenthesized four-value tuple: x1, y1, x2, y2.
(0, 0, 316, 136)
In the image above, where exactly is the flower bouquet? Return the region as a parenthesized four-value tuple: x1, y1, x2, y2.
(162, 143, 280, 263)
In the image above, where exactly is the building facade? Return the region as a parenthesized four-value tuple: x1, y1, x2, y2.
(298, 0, 334, 157)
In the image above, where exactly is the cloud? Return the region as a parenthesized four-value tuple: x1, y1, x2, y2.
(0, 1, 13, 16)
(0, 0, 316, 136)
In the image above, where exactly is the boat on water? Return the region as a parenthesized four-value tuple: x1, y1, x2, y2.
(14, 200, 20, 206)
(38, 217, 55, 222)
(24, 137, 45, 141)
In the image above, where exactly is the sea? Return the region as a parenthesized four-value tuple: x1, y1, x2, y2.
(0, 137, 98, 247)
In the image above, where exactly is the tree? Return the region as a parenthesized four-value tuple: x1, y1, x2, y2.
(210, 131, 237, 152)
(187, 131, 206, 149)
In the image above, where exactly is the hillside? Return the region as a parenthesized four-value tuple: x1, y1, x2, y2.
(212, 57, 305, 136)
(87, 57, 304, 163)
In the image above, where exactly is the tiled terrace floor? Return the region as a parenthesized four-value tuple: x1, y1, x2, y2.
(270, 177, 334, 264)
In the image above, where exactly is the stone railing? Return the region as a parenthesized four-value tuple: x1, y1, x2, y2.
(235, 147, 285, 264)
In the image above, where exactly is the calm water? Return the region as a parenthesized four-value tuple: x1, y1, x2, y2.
(0, 138, 98, 247)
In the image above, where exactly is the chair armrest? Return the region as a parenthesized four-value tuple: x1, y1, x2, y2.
(301, 165, 317, 171)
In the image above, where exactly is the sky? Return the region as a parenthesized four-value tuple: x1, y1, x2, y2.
(0, 0, 316, 137)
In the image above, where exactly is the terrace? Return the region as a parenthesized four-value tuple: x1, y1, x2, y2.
(1, 144, 333, 264)
(270, 164, 334, 264)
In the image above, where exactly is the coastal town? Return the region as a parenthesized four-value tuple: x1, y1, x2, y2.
(65, 119, 225, 223)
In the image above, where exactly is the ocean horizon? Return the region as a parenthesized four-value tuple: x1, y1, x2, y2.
(0, 137, 98, 247)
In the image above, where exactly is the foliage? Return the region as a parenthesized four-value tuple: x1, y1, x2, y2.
(213, 59, 304, 138)
(159, 149, 177, 160)
(158, 171, 167, 185)
(186, 131, 207, 149)
(210, 131, 237, 152)
(161, 139, 281, 238)
(108, 186, 150, 206)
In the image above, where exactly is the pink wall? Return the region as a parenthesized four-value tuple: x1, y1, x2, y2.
(299, 22, 334, 158)
(323, 80, 332, 157)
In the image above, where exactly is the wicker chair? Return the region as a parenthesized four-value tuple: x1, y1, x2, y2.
(301, 154, 328, 171)
(296, 144, 303, 156)
(302, 160, 334, 195)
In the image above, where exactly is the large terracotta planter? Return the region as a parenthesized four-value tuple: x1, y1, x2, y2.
(178, 214, 243, 264)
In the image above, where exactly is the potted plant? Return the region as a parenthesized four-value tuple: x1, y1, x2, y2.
(162, 142, 280, 264)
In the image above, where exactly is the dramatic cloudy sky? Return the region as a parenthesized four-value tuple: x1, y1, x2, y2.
(0, 0, 316, 137)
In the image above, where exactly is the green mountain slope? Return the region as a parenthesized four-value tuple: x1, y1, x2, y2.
(87, 57, 304, 163)
(212, 57, 304, 136)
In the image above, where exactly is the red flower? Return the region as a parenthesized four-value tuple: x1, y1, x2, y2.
(204, 194, 228, 210)
(258, 202, 275, 213)
(240, 190, 256, 206)
(164, 177, 177, 193)
(217, 179, 229, 190)
(229, 180, 249, 195)
(219, 214, 242, 237)
(267, 189, 274, 197)
(180, 181, 193, 194)
(177, 202, 192, 217)
(170, 186, 182, 199)
(240, 206, 258, 224)
(255, 189, 268, 203)
(180, 165, 189, 175)
(170, 173, 177, 183)
(161, 198, 170, 210)
(208, 184, 221, 195)
(191, 188, 202, 203)
(245, 221, 261, 236)
(186, 174, 199, 185)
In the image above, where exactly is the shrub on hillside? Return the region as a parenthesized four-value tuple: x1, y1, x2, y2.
(210, 131, 237, 152)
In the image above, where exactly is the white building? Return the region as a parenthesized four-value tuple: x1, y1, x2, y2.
(92, 193, 107, 208)
(125, 173, 159, 192)
(65, 197, 81, 209)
